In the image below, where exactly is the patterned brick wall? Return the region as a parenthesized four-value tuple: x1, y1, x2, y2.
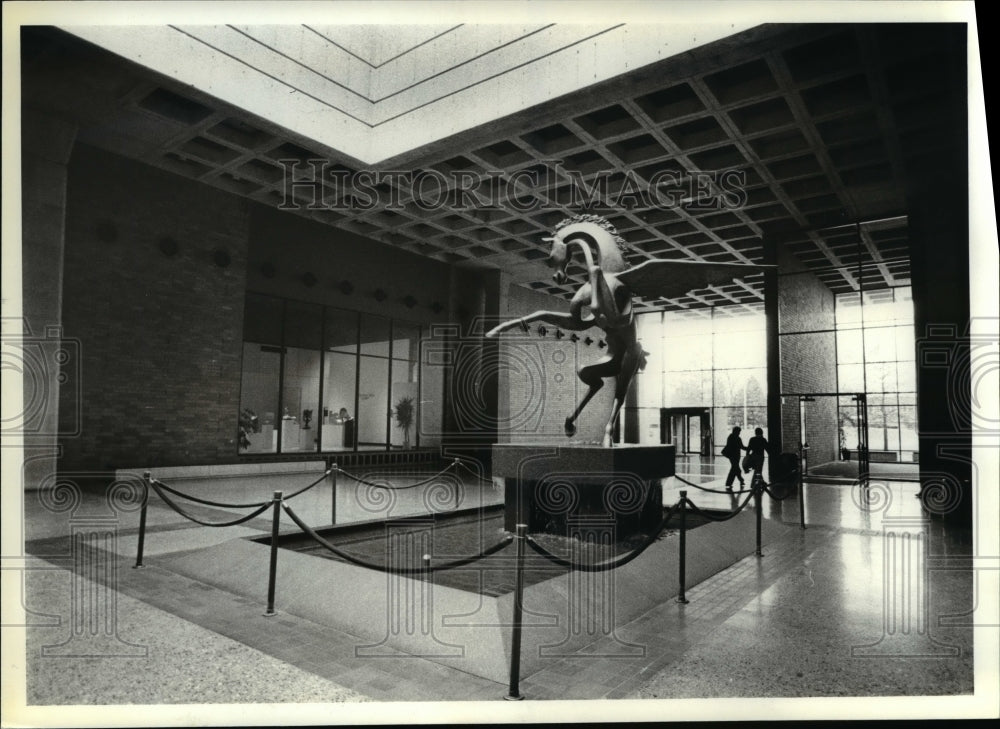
(59, 145, 249, 470)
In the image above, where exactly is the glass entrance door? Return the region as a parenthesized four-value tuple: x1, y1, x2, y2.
(661, 407, 711, 455)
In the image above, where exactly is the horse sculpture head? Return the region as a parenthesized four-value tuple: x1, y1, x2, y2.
(545, 214, 630, 284)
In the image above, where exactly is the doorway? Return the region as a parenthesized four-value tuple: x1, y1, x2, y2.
(783, 392, 869, 483)
(660, 407, 711, 455)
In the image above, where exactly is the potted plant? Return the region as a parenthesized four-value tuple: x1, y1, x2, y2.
(394, 396, 415, 449)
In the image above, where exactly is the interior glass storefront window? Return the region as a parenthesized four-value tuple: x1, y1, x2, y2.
(418, 325, 445, 448)
(281, 300, 322, 453)
(360, 313, 391, 357)
(238, 291, 431, 454)
(390, 357, 419, 448)
(238, 294, 283, 454)
(357, 356, 389, 449)
(322, 307, 359, 452)
(238, 343, 281, 453)
(356, 313, 393, 449)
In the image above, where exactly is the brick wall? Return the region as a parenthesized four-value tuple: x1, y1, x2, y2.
(59, 145, 250, 470)
(780, 395, 839, 467)
(57, 146, 462, 471)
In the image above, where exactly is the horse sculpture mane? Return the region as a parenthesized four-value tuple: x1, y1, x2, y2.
(553, 213, 630, 259)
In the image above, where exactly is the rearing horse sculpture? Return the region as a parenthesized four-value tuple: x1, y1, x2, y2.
(487, 215, 642, 447)
(486, 213, 770, 448)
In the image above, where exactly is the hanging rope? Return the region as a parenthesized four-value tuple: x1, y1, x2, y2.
(681, 488, 757, 522)
(335, 462, 458, 490)
(453, 459, 497, 485)
(150, 478, 271, 509)
(148, 480, 273, 527)
(149, 468, 331, 509)
(281, 502, 514, 575)
(281, 469, 334, 500)
(524, 501, 682, 572)
(673, 473, 751, 495)
(762, 479, 796, 501)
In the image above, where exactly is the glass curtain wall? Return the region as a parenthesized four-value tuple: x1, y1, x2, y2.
(835, 286, 918, 462)
(632, 303, 767, 450)
(238, 292, 427, 454)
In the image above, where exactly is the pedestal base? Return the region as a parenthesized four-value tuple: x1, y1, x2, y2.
(492, 444, 675, 538)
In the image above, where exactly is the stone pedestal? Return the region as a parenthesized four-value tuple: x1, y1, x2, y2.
(491, 444, 675, 538)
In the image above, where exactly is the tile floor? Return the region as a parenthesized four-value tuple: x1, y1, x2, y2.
(12, 458, 984, 716)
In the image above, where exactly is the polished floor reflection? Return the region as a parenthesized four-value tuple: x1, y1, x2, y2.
(20, 459, 977, 708)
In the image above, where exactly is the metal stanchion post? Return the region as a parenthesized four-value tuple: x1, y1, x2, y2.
(505, 523, 527, 701)
(754, 476, 763, 557)
(133, 471, 150, 569)
(677, 492, 689, 604)
(264, 490, 283, 617)
(798, 458, 806, 530)
(330, 464, 339, 525)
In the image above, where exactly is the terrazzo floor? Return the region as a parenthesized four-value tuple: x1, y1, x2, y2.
(10, 458, 983, 718)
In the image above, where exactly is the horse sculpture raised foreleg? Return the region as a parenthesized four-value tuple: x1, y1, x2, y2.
(484, 308, 594, 339)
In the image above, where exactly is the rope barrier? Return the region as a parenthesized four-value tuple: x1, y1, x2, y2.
(672, 473, 752, 495)
(149, 468, 331, 509)
(148, 480, 273, 527)
(150, 478, 271, 509)
(524, 502, 681, 573)
(335, 462, 458, 490)
(453, 459, 497, 485)
(281, 469, 334, 500)
(681, 487, 757, 522)
(762, 478, 797, 501)
(280, 502, 514, 575)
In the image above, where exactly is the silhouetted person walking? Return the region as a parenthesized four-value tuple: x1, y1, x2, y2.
(722, 426, 746, 489)
(745, 427, 769, 478)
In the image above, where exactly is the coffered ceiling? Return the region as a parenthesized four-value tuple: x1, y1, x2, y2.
(63, 21, 754, 163)
(20, 19, 971, 313)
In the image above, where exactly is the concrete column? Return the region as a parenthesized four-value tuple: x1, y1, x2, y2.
(907, 165, 972, 526)
(19, 109, 77, 490)
(763, 237, 783, 464)
(442, 267, 509, 448)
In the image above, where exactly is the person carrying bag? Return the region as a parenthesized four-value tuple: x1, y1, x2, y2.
(722, 426, 746, 490)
